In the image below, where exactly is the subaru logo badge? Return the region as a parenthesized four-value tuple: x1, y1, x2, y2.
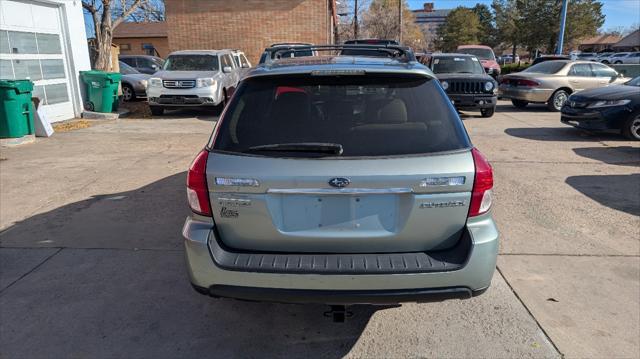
(329, 177, 350, 188)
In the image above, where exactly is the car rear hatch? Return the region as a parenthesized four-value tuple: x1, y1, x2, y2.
(206, 72, 475, 253)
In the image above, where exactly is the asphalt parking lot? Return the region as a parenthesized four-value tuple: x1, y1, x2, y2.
(1, 101, 638, 358)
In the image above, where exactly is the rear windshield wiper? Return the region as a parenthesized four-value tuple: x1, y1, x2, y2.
(246, 142, 343, 155)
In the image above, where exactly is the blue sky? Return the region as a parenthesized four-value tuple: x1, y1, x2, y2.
(405, 0, 640, 30)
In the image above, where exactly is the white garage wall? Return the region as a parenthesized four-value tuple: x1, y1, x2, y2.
(0, 0, 90, 122)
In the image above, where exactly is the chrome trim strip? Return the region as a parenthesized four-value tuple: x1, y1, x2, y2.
(267, 188, 413, 195)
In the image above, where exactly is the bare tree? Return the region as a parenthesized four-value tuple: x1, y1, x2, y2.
(83, 0, 163, 70)
(361, 0, 424, 48)
(335, 0, 370, 42)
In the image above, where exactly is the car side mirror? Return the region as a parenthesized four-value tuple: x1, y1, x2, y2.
(223, 66, 233, 73)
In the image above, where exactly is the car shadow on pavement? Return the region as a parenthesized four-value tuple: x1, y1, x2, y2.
(495, 103, 550, 113)
(565, 174, 640, 216)
(162, 108, 220, 122)
(504, 127, 628, 142)
(573, 146, 640, 167)
(0, 173, 377, 358)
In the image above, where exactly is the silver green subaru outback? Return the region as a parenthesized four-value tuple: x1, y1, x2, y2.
(183, 45, 498, 308)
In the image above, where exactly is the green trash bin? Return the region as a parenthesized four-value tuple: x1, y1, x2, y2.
(80, 71, 122, 113)
(0, 79, 34, 139)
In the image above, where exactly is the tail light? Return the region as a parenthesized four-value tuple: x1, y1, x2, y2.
(187, 150, 212, 216)
(516, 79, 539, 87)
(469, 148, 493, 217)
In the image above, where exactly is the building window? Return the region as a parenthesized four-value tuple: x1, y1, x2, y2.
(141, 43, 155, 56)
(0, 29, 68, 105)
(120, 43, 131, 51)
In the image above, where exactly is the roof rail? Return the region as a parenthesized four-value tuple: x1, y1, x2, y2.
(263, 44, 417, 63)
(269, 42, 314, 47)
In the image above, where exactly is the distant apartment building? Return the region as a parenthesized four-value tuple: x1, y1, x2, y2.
(412, 2, 451, 51)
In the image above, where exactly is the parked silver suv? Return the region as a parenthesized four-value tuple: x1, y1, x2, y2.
(183, 45, 498, 310)
(147, 50, 240, 115)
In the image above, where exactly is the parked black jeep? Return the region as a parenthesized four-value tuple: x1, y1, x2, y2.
(425, 53, 498, 117)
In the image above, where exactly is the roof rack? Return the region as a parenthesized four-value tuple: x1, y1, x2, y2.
(263, 44, 416, 64)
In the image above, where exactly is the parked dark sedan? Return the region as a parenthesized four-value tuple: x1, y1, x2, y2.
(425, 53, 498, 117)
(561, 76, 640, 140)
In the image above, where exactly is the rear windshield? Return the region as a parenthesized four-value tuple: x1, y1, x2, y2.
(274, 49, 313, 58)
(340, 49, 391, 57)
(457, 48, 495, 61)
(163, 55, 219, 71)
(212, 75, 471, 158)
(524, 61, 567, 74)
(431, 56, 485, 74)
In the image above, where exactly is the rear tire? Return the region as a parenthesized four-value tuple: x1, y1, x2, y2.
(150, 106, 164, 116)
(480, 107, 495, 118)
(614, 61, 623, 64)
(547, 89, 569, 112)
(511, 99, 529, 109)
(621, 112, 640, 140)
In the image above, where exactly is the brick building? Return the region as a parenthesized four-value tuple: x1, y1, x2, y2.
(165, 0, 337, 63)
(113, 22, 169, 58)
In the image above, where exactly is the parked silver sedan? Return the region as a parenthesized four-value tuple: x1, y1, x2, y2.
(499, 60, 629, 111)
(119, 61, 150, 101)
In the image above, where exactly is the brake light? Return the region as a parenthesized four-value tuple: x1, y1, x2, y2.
(469, 148, 493, 217)
(187, 150, 212, 216)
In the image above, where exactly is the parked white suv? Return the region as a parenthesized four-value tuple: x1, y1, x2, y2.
(147, 50, 240, 115)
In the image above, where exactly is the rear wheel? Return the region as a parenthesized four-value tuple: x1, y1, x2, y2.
(511, 99, 529, 109)
(614, 61, 623, 64)
(547, 89, 569, 112)
(480, 107, 495, 118)
(622, 112, 640, 140)
(122, 84, 135, 101)
(150, 105, 164, 116)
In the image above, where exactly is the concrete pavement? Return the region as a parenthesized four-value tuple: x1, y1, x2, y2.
(1, 103, 638, 358)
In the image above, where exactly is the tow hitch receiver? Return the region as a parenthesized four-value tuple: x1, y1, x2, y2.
(324, 305, 353, 323)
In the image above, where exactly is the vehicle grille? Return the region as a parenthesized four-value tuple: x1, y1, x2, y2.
(447, 80, 486, 94)
(163, 80, 196, 89)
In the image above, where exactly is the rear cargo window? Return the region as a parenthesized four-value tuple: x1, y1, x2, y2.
(212, 75, 471, 158)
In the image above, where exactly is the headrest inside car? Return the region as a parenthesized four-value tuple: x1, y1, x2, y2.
(377, 99, 407, 124)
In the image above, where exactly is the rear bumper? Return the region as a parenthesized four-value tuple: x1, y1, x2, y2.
(183, 214, 499, 304)
(498, 86, 553, 103)
(194, 284, 487, 305)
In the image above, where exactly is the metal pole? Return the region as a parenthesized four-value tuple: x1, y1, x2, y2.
(354, 0, 358, 40)
(398, 0, 403, 44)
(557, 0, 569, 55)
